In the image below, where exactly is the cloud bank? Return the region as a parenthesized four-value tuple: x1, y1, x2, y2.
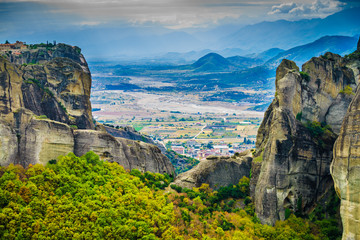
(1, 0, 277, 29)
(269, 0, 345, 18)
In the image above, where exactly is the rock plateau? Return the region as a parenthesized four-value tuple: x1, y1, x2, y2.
(173, 150, 252, 190)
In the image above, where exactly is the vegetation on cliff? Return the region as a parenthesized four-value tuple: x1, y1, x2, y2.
(166, 150, 200, 174)
(0, 151, 341, 239)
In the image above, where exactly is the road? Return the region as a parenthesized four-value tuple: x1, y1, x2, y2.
(193, 124, 207, 139)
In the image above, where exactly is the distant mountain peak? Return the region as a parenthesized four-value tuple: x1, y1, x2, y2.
(194, 52, 228, 65)
(191, 52, 232, 71)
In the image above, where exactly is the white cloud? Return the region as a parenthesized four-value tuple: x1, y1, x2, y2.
(268, 0, 345, 18)
(77, 21, 103, 26)
(269, 2, 297, 14)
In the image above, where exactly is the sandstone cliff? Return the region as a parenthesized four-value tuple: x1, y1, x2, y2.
(331, 41, 360, 240)
(0, 44, 94, 129)
(74, 129, 174, 174)
(172, 150, 252, 190)
(0, 44, 175, 175)
(254, 47, 359, 225)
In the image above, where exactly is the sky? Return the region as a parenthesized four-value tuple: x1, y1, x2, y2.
(0, 0, 359, 58)
(0, 0, 357, 30)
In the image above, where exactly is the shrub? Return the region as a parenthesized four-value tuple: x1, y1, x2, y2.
(253, 152, 263, 162)
(48, 159, 57, 164)
(300, 71, 310, 82)
(285, 208, 292, 220)
(37, 115, 48, 119)
(44, 87, 54, 97)
(305, 121, 328, 138)
(344, 51, 360, 61)
(339, 85, 354, 95)
(58, 102, 67, 113)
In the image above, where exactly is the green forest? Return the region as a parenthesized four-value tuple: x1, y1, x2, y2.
(0, 152, 341, 239)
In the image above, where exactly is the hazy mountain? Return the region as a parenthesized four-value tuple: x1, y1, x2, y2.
(156, 50, 214, 64)
(152, 48, 248, 64)
(245, 48, 284, 62)
(217, 48, 248, 57)
(266, 35, 359, 68)
(191, 53, 234, 72)
(222, 7, 360, 52)
(226, 56, 264, 69)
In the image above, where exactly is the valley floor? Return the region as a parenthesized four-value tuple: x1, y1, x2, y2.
(91, 89, 265, 159)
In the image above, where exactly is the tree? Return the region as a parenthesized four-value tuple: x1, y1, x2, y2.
(5, 40, 9, 44)
(165, 141, 172, 150)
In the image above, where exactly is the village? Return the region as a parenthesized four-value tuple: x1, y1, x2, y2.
(168, 138, 255, 160)
(146, 119, 258, 160)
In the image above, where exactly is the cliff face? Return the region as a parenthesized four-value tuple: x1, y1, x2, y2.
(173, 150, 252, 190)
(74, 130, 174, 174)
(254, 49, 358, 225)
(0, 44, 94, 129)
(331, 43, 360, 240)
(0, 44, 175, 176)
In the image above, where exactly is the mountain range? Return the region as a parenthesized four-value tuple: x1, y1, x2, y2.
(179, 35, 359, 73)
(221, 7, 360, 52)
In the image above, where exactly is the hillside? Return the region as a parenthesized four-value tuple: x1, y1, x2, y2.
(245, 48, 284, 62)
(191, 53, 234, 72)
(266, 35, 359, 68)
(226, 56, 263, 69)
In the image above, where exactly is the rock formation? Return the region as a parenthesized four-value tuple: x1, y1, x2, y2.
(0, 44, 175, 175)
(74, 129, 174, 174)
(0, 45, 93, 129)
(173, 150, 252, 190)
(331, 40, 360, 240)
(254, 47, 359, 225)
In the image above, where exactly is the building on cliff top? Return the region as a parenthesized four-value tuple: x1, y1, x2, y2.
(0, 41, 27, 51)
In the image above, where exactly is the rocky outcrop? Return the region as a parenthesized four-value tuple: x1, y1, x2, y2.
(0, 43, 175, 176)
(6, 43, 86, 67)
(254, 47, 359, 225)
(74, 130, 174, 174)
(17, 111, 75, 167)
(0, 47, 94, 129)
(0, 108, 175, 175)
(173, 150, 252, 190)
(249, 161, 261, 200)
(331, 41, 360, 240)
(104, 126, 155, 145)
(301, 52, 356, 134)
(0, 121, 18, 167)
